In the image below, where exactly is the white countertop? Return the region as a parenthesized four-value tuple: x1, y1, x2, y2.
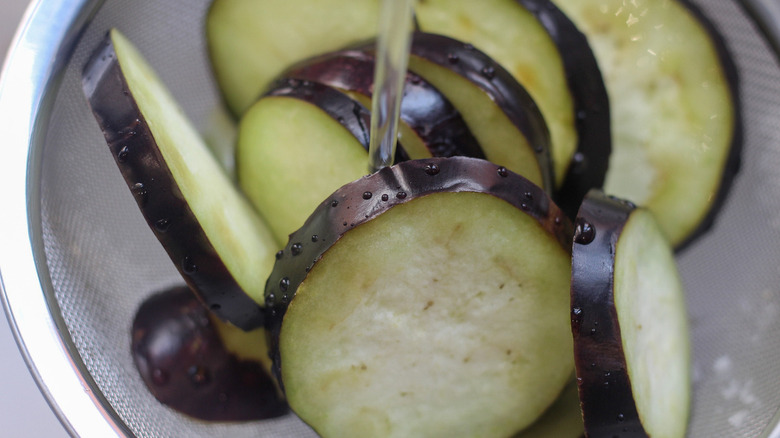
(1, 0, 70, 436)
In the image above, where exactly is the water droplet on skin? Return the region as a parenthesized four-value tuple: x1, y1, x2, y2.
(497, 167, 508, 177)
(131, 182, 148, 206)
(331, 200, 339, 207)
(447, 53, 459, 63)
(152, 368, 169, 386)
(279, 277, 290, 292)
(302, 80, 312, 87)
(577, 110, 587, 120)
(276, 250, 284, 260)
(291, 243, 303, 256)
(117, 146, 129, 163)
(574, 219, 596, 244)
(266, 293, 275, 304)
(409, 75, 422, 85)
(182, 256, 198, 274)
(311, 234, 319, 242)
(338, 117, 346, 125)
(481, 65, 496, 79)
(288, 78, 301, 88)
(554, 216, 562, 225)
(617, 413, 625, 422)
(363, 191, 372, 200)
(381, 194, 389, 201)
(572, 307, 582, 316)
(591, 328, 597, 335)
(520, 202, 529, 210)
(188, 365, 210, 386)
(424, 163, 440, 175)
(154, 218, 170, 232)
(464, 43, 475, 51)
(396, 191, 407, 199)
(524, 192, 534, 201)
(343, 221, 348, 226)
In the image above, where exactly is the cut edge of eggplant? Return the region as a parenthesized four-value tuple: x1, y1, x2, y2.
(570, 189, 691, 438)
(82, 29, 277, 330)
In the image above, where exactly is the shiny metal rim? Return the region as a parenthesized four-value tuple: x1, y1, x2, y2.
(0, 1, 778, 437)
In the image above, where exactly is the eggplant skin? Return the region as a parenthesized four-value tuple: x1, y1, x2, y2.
(264, 156, 573, 389)
(82, 32, 264, 330)
(261, 79, 410, 163)
(284, 49, 485, 160)
(674, 0, 742, 251)
(131, 286, 287, 421)
(518, 0, 611, 220)
(570, 191, 647, 437)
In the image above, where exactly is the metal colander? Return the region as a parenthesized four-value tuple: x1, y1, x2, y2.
(1, 0, 780, 436)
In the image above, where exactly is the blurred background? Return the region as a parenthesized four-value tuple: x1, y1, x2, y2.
(1, 0, 69, 436)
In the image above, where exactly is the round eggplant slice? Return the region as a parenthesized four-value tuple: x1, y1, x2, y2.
(512, 379, 584, 438)
(414, 0, 578, 188)
(571, 190, 691, 438)
(284, 50, 485, 161)
(397, 33, 554, 193)
(206, 0, 380, 116)
(266, 157, 573, 438)
(517, 0, 611, 219)
(132, 286, 287, 421)
(236, 80, 383, 243)
(552, 0, 742, 249)
(82, 29, 277, 330)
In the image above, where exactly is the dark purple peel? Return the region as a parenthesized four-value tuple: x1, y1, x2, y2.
(673, 0, 742, 251)
(131, 286, 287, 421)
(265, 156, 573, 389)
(518, 0, 611, 220)
(82, 32, 265, 330)
(262, 79, 409, 163)
(284, 50, 485, 159)
(570, 190, 646, 437)
(403, 32, 553, 192)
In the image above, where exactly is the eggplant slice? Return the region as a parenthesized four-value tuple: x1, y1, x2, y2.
(82, 29, 278, 329)
(131, 286, 287, 421)
(236, 81, 378, 243)
(284, 49, 485, 161)
(571, 190, 691, 438)
(552, 0, 741, 248)
(266, 156, 574, 438)
(206, 0, 380, 116)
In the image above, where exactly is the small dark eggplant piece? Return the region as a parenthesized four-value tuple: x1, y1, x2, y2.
(266, 156, 573, 438)
(82, 29, 278, 330)
(517, 0, 611, 219)
(552, 0, 742, 249)
(132, 286, 287, 421)
(284, 50, 484, 160)
(206, 0, 380, 116)
(236, 80, 398, 243)
(571, 190, 691, 438)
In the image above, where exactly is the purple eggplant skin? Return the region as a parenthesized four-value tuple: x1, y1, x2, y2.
(517, 0, 611, 220)
(673, 0, 742, 251)
(398, 32, 554, 193)
(264, 156, 573, 390)
(82, 34, 264, 330)
(570, 190, 648, 438)
(261, 79, 410, 163)
(131, 286, 287, 421)
(284, 50, 485, 159)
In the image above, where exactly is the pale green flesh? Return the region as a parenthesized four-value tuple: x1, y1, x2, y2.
(416, 0, 577, 186)
(513, 379, 584, 438)
(207, 0, 380, 116)
(281, 192, 573, 438)
(614, 209, 691, 438)
(236, 96, 369, 243)
(343, 90, 433, 160)
(407, 56, 546, 188)
(110, 29, 278, 307)
(552, 0, 735, 246)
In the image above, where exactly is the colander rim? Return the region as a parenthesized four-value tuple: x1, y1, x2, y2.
(0, 0, 779, 437)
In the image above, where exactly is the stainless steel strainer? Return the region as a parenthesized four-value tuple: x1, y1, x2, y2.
(1, 0, 780, 436)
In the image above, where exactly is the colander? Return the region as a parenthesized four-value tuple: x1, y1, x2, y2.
(1, 0, 780, 436)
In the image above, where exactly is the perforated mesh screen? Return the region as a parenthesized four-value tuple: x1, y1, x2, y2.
(35, 0, 780, 436)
